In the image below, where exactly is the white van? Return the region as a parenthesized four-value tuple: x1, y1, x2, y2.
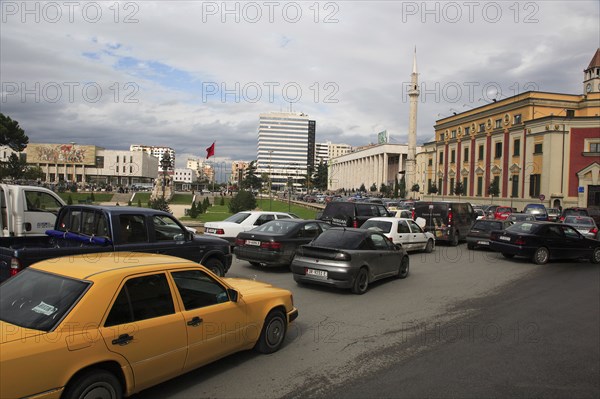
(0, 184, 66, 236)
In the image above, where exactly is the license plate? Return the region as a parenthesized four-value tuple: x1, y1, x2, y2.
(246, 240, 261, 246)
(477, 240, 489, 245)
(306, 268, 327, 278)
(499, 236, 511, 241)
(205, 228, 216, 234)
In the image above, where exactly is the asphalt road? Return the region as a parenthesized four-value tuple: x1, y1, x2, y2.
(134, 245, 599, 399)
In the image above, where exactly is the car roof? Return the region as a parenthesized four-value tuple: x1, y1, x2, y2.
(31, 252, 196, 281)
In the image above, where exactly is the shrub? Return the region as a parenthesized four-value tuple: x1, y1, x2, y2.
(220, 196, 225, 206)
(67, 194, 73, 205)
(228, 190, 257, 214)
(148, 197, 171, 213)
(188, 201, 199, 218)
(137, 198, 142, 207)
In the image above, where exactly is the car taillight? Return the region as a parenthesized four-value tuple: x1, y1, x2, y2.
(353, 219, 358, 228)
(215, 229, 225, 235)
(515, 237, 526, 245)
(234, 238, 245, 246)
(411, 210, 415, 220)
(448, 210, 453, 224)
(261, 241, 282, 250)
(10, 257, 21, 277)
(590, 227, 598, 234)
(559, 216, 565, 222)
(334, 252, 351, 261)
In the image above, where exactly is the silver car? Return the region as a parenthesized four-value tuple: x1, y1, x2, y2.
(290, 227, 410, 295)
(563, 216, 599, 239)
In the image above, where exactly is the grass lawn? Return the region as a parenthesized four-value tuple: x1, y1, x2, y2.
(170, 193, 194, 205)
(57, 192, 114, 203)
(180, 198, 321, 222)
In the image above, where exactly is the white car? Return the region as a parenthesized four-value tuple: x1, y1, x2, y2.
(203, 211, 299, 244)
(361, 217, 435, 252)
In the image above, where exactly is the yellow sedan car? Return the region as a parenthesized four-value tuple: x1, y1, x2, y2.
(0, 252, 298, 399)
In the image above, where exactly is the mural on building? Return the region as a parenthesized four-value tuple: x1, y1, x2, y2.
(27, 144, 96, 165)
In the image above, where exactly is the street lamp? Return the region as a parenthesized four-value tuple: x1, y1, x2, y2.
(268, 150, 273, 211)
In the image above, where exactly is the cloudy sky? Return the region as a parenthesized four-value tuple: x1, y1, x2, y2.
(1, 1, 598, 168)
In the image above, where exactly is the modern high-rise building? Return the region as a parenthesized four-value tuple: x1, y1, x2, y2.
(256, 112, 316, 191)
(315, 141, 353, 165)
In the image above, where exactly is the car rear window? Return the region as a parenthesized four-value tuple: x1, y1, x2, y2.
(413, 203, 448, 219)
(322, 202, 355, 217)
(564, 216, 593, 226)
(564, 209, 588, 217)
(472, 220, 503, 231)
(224, 212, 252, 223)
(361, 220, 393, 233)
(311, 229, 364, 249)
(506, 223, 541, 234)
(0, 269, 90, 332)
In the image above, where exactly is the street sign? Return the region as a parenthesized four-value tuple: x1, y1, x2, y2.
(578, 186, 585, 193)
(539, 194, 545, 201)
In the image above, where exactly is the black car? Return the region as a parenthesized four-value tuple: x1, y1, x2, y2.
(318, 201, 392, 228)
(467, 219, 514, 250)
(489, 221, 600, 265)
(290, 227, 409, 294)
(234, 219, 331, 268)
(413, 201, 476, 246)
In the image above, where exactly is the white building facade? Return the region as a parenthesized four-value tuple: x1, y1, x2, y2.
(173, 168, 194, 183)
(328, 143, 422, 192)
(256, 112, 316, 191)
(130, 145, 175, 173)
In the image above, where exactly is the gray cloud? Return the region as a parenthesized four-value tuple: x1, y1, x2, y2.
(1, 0, 598, 167)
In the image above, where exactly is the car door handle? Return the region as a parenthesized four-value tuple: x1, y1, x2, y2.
(112, 334, 133, 346)
(187, 316, 203, 327)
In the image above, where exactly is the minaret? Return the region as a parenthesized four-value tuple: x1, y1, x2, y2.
(406, 47, 419, 197)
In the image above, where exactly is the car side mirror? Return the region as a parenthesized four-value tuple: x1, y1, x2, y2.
(227, 288, 239, 302)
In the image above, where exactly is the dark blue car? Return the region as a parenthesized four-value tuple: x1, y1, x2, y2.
(523, 203, 548, 221)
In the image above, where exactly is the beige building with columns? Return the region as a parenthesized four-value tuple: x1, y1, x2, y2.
(327, 143, 422, 192)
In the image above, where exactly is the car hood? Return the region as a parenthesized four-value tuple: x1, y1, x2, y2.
(0, 321, 45, 344)
(224, 278, 276, 293)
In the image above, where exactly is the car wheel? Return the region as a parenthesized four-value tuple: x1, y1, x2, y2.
(351, 267, 369, 295)
(591, 247, 600, 264)
(397, 256, 410, 279)
(63, 369, 122, 399)
(451, 232, 459, 246)
(467, 243, 475, 250)
(502, 253, 515, 259)
(255, 310, 287, 354)
(204, 258, 225, 277)
(532, 247, 550, 265)
(424, 239, 434, 253)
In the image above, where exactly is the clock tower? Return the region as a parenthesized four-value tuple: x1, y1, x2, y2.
(583, 48, 600, 95)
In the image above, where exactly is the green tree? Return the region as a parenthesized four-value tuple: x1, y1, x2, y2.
(23, 166, 45, 181)
(313, 161, 328, 191)
(1, 153, 27, 180)
(149, 197, 171, 213)
(242, 161, 262, 191)
(393, 176, 399, 198)
(67, 195, 73, 205)
(428, 183, 438, 195)
(411, 184, 420, 198)
(399, 176, 406, 198)
(0, 113, 29, 152)
(454, 181, 464, 198)
(370, 183, 377, 192)
(137, 197, 142, 207)
(488, 179, 500, 200)
(188, 201, 199, 218)
(220, 196, 225, 206)
(228, 190, 257, 213)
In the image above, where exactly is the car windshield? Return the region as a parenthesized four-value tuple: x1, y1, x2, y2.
(311, 229, 365, 249)
(564, 216, 593, 226)
(565, 209, 587, 216)
(361, 220, 392, 233)
(0, 269, 90, 332)
(506, 222, 541, 234)
(253, 220, 297, 234)
(472, 221, 504, 231)
(224, 212, 252, 224)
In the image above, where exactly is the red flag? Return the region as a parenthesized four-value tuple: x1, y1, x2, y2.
(206, 142, 215, 159)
